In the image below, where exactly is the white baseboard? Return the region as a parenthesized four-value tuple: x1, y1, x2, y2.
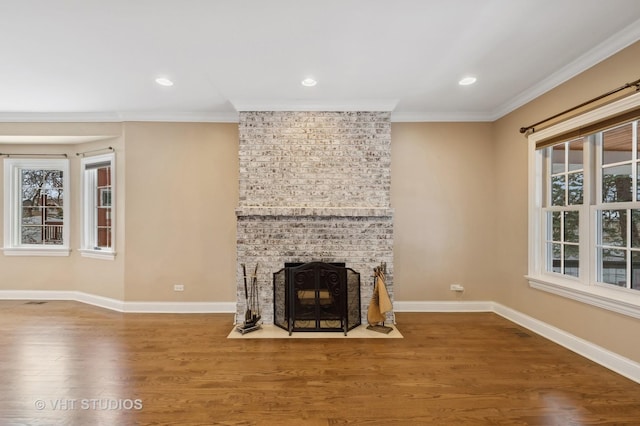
(394, 300, 493, 312)
(76, 291, 125, 311)
(120, 301, 236, 313)
(0, 290, 78, 301)
(0, 290, 236, 314)
(394, 299, 640, 384)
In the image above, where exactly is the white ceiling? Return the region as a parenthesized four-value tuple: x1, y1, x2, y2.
(1, 0, 640, 123)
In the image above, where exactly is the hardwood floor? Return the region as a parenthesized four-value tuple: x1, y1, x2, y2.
(1, 300, 639, 425)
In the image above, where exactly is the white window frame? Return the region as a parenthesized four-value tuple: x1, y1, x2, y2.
(3, 158, 70, 256)
(79, 153, 116, 260)
(528, 91, 640, 319)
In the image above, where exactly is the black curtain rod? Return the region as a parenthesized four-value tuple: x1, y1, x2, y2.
(520, 78, 640, 134)
(0, 153, 68, 158)
(75, 146, 114, 157)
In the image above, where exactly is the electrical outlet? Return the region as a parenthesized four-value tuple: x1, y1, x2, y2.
(174, 284, 184, 292)
(450, 284, 464, 292)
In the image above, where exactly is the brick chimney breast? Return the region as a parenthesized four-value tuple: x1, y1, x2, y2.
(236, 111, 394, 325)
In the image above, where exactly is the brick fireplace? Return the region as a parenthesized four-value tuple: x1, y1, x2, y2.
(235, 111, 394, 325)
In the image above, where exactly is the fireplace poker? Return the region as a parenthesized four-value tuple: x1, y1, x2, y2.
(242, 263, 252, 322)
(251, 263, 260, 323)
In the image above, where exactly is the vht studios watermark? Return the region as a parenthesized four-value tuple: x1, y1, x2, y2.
(34, 398, 143, 411)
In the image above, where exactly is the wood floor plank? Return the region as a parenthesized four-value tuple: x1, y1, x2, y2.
(0, 301, 639, 425)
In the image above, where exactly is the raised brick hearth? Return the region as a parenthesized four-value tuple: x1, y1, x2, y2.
(235, 111, 394, 325)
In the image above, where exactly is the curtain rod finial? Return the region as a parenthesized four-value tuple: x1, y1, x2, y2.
(520, 127, 535, 136)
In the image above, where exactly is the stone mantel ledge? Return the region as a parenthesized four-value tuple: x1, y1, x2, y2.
(235, 207, 394, 218)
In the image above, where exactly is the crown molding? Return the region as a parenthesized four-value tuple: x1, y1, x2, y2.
(490, 16, 640, 120)
(390, 111, 494, 123)
(0, 135, 118, 144)
(0, 111, 239, 123)
(232, 99, 398, 112)
(117, 111, 239, 123)
(0, 112, 124, 123)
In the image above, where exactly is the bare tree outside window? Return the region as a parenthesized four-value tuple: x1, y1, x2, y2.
(20, 169, 65, 245)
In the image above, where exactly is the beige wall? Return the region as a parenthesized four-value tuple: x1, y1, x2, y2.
(493, 40, 640, 362)
(391, 122, 496, 301)
(122, 122, 238, 302)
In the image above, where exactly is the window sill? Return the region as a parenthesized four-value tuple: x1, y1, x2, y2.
(2, 247, 71, 257)
(527, 275, 640, 319)
(79, 249, 116, 260)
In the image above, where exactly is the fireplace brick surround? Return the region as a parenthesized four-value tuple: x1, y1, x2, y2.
(236, 111, 394, 325)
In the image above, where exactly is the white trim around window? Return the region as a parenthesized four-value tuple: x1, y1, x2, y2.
(79, 153, 116, 260)
(528, 91, 640, 319)
(3, 158, 70, 256)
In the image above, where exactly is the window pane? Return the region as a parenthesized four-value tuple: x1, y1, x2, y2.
(601, 248, 626, 286)
(42, 189, 64, 207)
(551, 175, 565, 206)
(567, 138, 584, 171)
(97, 227, 111, 248)
(564, 211, 579, 243)
(44, 206, 63, 221)
(602, 123, 633, 165)
(551, 211, 561, 241)
(50, 170, 63, 187)
(43, 225, 63, 244)
(632, 251, 640, 290)
(548, 243, 561, 273)
(21, 207, 41, 225)
(600, 209, 627, 246)
(97, 207, 112, 249)
(637, 121, 640, 157)
(21, 226, 43, 244)
(97, 166, 111, 187)
(99, 189, 111, 207)
(567, 172, 583, 205)
(637, 163, 640, 202)
(21, 187, 39, 206)
(632, 210, 640, 248)
(602, 164, 632, 203)
(551, 144, 565, 174)
(564, 244, 579, 277)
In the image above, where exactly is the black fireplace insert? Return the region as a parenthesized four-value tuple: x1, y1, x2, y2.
(273, 262, 361, 335)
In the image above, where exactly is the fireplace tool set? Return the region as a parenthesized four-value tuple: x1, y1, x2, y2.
(236, 263, 262, 334)
(367, 262, 394, 334)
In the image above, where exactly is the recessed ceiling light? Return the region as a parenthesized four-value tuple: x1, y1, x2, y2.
(301, 78, 317, 87)
(155, 77, 174, 87)
(458, 76, 477, 86)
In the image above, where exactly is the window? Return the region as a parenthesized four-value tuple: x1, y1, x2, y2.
(528, 92, 640, 318)
(543, 138, 584, 278)
(3, 158, 70, 256)
(596, 122, 637, 289)
(80, 153, 115, 259)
